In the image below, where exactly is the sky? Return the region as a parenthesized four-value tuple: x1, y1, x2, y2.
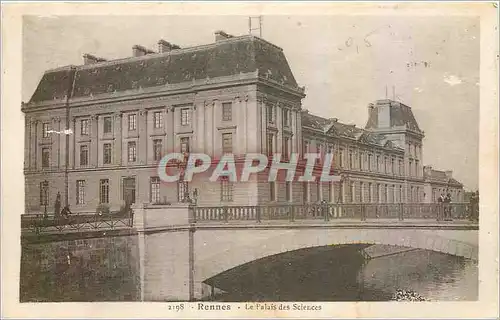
(22, 15, 479, 190)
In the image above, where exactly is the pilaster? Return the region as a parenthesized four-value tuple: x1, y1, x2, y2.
(114, 112, 123, 166)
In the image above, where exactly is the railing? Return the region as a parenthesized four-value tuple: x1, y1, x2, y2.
(192, 203, 476, 223)
(21, 210, 134, 234)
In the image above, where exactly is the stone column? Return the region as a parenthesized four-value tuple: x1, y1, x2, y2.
(166, 106, 174, 153)
(276, 102, 282, 154)
(33, 120, 40, 169)
(50, 117, 59, 168)
(71, 118, 76, 169)
(29, 118, 36, 169)
(212, 100, 217, 156)
(234, 97, 243, 155)
(291, 108, 297, 154)
(260, 97, 267, 154)
(113, 113, 123, 166)
(192, 103, 198, 153)
(138, 110, 147, 165)
(243, 95, 248, 153)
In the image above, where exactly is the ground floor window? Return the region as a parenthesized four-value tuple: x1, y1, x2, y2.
(220, 178, 234, 202)
(270, 182, 276, 201)
(76, 180, 85, 204)
(39, 181, 49, 206)
(150, 177, 160, 204)
(286, 182, 291, 201)
(178, 180, 189, 202)
(99, 179, 109, 204)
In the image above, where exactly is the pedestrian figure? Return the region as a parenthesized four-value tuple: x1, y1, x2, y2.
(437, 193, 444, 221)
(54, 192, 61, 218)
(61, 204, 72, 219)
(444, 193, 452, 221)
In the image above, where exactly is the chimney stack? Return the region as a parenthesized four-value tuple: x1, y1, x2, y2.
(423, 165, 432, 177)
(158, 40, 172, 53)
(215, 30, 234, 42)
(132, 45, 155, 57)
(445, 170, 453, 180)
(83, 53, 107, 65)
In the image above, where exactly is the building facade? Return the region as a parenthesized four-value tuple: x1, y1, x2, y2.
(23, 32, 464, 214)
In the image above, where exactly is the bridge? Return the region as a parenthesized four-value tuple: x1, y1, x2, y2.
(20, 203, 478, 302)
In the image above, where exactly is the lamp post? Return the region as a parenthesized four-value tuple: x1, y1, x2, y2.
(43, 180, 48, 218)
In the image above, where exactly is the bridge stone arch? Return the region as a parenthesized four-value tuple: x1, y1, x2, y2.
(193, 227, 478, 298)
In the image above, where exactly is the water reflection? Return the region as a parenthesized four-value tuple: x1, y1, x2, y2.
(207, 244, 478, 302)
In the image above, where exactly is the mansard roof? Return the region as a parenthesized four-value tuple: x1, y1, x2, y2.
(365, 99, 422, 133)
(301, 111, 403, 152)
(424, 168, 463, 186)
(27, 35, 300, 104)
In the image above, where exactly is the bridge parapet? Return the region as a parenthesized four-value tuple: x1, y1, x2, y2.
(193, 203, 476, 224)
(132, 203, 192, 231)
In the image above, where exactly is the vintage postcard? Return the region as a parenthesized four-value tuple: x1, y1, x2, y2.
(1, 2, 498, 319)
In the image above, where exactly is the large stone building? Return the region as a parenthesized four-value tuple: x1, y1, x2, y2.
(22, 31, 464, 214)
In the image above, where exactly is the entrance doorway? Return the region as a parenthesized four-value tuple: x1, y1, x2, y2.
(123, 177, 136, 205)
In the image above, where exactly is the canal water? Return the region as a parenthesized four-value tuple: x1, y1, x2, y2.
(208, 244, 478, 302)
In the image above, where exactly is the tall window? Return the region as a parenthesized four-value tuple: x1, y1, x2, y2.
(103, 143, 112, 164)
(42, 147, 50, 168)
(399, 159, 403, 175)
(153, 139, 163, 161)
(266, 105, 275, 124)
(368, 154, 373, 171)
(266, 133, 274, 156)
(80, 145, 89, 166)
(384, 157, 389, 173)
(76, 180, 85, 205)
(286, 182, 291, 201)
(221, 178, 233, 202)
(316, 181, 321, 200)
(180, 108, 191, 126)
(153, 111, 163, 129)
(385, 185, 389, 203)
(42, 123, 50, 138)
(269, 182, 276, 201)
(180, 137, 190, 153)
(303, 182, 309, 203)
(222, 102, 232, 121)
(283, 109, 291, 127)
(400, 186, 404, 203)
(282, 136, 290, 160)
(39, 181, 49, 205)
(339, 148, 344, 167)
(350, 182, 355, 203)
(359, 152, 363, 170)
(150, 177, 161, 204)
(409, 160, 413, 176)
(303, 141, 309, 158)
(99, 179, 109, 204)
(349, 152, 354, 169)
(415, 159, 420, 176)
(360, 182, 364, 202)
(178, 180, 188, 202)
(81, 119, 90, 135)
(103, 116, 112, 134)
(222, 133, 233, 154)
(368, 183, 372, 203)
(376, 155, 380, 172)
(128, 141, 137, 162)
(128, 114, 137, 131)
(328, 182, 333, 202)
